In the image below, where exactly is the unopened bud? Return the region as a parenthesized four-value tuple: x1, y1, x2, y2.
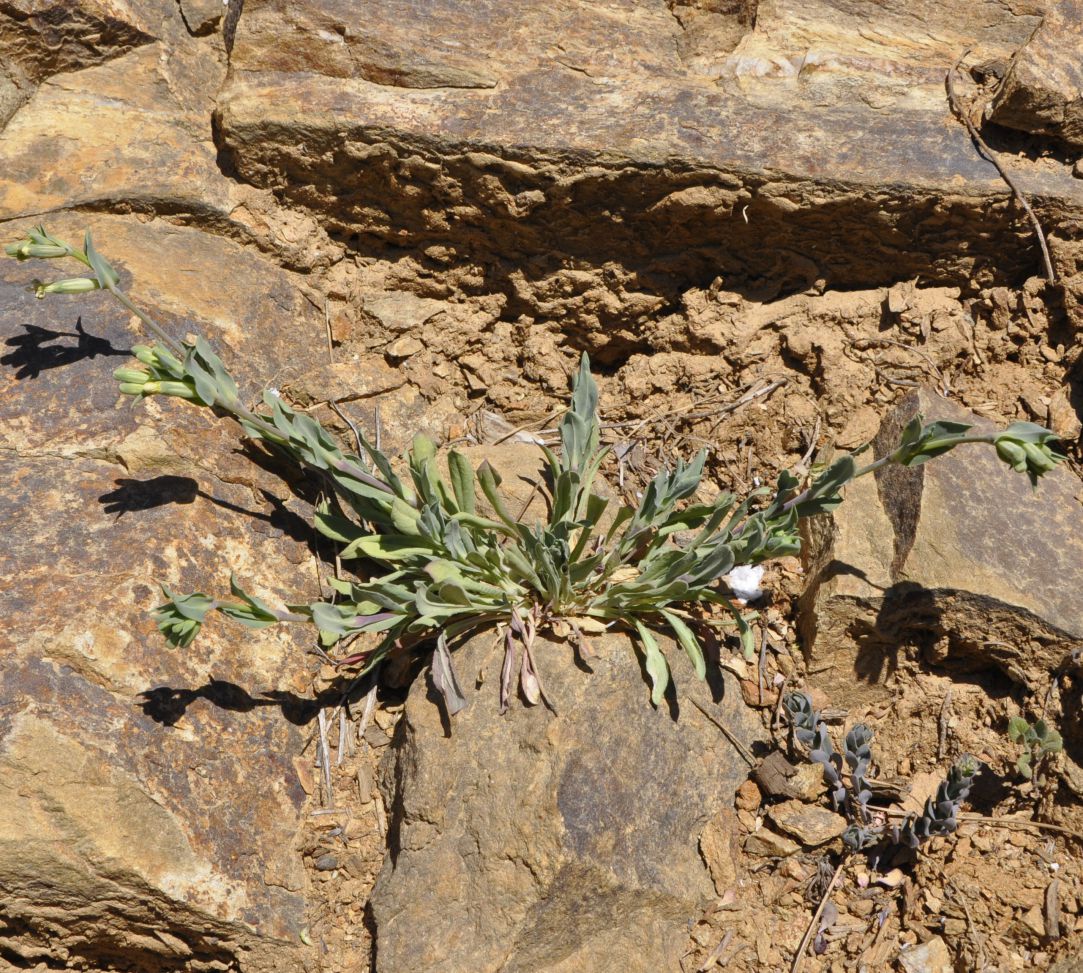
(131, 344, 158, 365)
(5, 240, 69, 260)
(995, 439, 1026, 472)
(117, 382, 148, 396)
(156, 380, 200, 400)
(1021, 441, 1057, 475)
(33, 277, 100, 299)
(113, 367, 150, 385)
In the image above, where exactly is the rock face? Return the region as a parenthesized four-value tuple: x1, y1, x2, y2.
(0, 216, 336, 968)
(988, 0, 1083, 151)
(217, 0, 1083, 361)
(371, 630, 762, 973)
(799, 388, 1083, 705)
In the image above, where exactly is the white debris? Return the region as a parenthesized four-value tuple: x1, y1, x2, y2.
(725, 564, 765, 604)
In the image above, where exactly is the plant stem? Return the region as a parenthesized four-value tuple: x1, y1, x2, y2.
(105, 282, 186, 358)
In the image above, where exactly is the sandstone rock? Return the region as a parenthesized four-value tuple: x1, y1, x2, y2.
(0, 0, 162, 125)
(371, 629, 763, 973)
(799, 388, 1083, 705)
(217, 0, 1083, 354)
(0, 217, 339, 969)
(179, 0, 226, 36)
(744, 828, 801, 858)
(898, 935, 952, 973)
(768, 800, 847, 847)
(988, 1, 1083, 150)
(386, 335, 424, 359)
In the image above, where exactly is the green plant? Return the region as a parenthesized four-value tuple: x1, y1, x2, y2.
(1008, 716, 1063, 783)
(785, 691, 979, 857)
(7, 226, 1067, 711)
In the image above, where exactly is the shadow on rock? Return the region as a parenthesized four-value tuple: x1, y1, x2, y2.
(100, 476, 320, 555)
(1, 317, 128, 379)
(139, 674, 378, 727)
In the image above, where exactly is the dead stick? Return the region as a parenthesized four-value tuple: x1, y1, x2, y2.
(687, 697, 757, 768)
(791, 860, 844, 973)
(946, 51, 1056, 284)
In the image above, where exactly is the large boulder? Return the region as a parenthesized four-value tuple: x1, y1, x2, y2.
(371, 629, 763, 973)
(987, 0, 1083, 151)
(0, 214, 336, 969)
(216, 0, 1083, 360)
(799, 387, 1083, 706)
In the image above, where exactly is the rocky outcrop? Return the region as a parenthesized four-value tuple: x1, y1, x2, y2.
(216, 0, 1083, 361)
(0, 213, 341, 969)
(987, 1, 1083, 151)
(371, 629, 762, 973)
(799, 388, 1083, 706)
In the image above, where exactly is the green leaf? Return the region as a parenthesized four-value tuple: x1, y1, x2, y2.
(341, 534, 436, 561)
(83, 231, 120, 288)
(447, 450, 476, 515)
(1007, 716, 1031, 744)
(634, 620, 670, 707)
(391, 496, 423, 535)
(660, 610, 706, 680)
(313, 506, 366, 545)
(476, 460, 519, 528)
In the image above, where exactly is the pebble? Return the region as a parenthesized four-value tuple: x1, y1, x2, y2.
(744, 828, 800, 857)
(735, 779, 762, 812)
(898, 935, 952, 973)
(387, 336, 423, 359)
(314, 853, 339, 871)
(768, 799, 847, 846)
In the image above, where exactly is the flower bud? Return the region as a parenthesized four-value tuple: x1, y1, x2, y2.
(1021, 441, 1057, 475)
(995, 438, 1027, 472)
(156, 380, 200, 400)
(131, 344, 158, 366)
(117, 382, 148, 396)
(5, 240, 69, 260)
(113, 367, 150, 385)
(33, 277, 100, 299)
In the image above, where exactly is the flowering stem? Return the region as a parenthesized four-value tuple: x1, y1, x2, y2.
(104, 281, 186, 359)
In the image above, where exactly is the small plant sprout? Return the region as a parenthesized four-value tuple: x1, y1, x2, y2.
(1008, 716, 1063, 785)
(7, 226, 1067, 711)
(785, 691, 979, 857)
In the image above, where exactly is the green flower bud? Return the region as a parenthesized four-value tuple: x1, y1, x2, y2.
(995, 438, 1027, 472)
(5, 240, 69, 260)
(1021, 441, 1057, 475)
(118, 382, 149, 396)
(33, 277, 100, 299)
(113, 366, 150, 385)
(156, 380, 200, 400)
(131, 344, 158, 366)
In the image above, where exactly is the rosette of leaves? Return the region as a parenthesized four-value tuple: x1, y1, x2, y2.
(1007, 717, 1063, 782)
(891, 756, 978, 848)
(786, 691, 980, 856)
(6, 226, 1067, 711)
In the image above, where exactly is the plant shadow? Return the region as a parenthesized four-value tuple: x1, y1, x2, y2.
(1, 317, 128, 379)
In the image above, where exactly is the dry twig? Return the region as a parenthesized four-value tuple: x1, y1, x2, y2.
(946, 51, 1056, 285)
(791, 860, 844, 973)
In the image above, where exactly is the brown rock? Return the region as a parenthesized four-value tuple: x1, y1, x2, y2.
(699, 807, 741, 894)
(217, 0, 1083, 353)
(988, 2, 1083, 150)
(799, 388, 1083, 704)
(744, 828, 801, 858)
(898, 935, 952, 973)
(754, 750, 824, 802)
(0, 218, 337, 969)
(734, 778, 762, 812)
(768, 800, 848, 847)
(371, 630, 763, 972)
